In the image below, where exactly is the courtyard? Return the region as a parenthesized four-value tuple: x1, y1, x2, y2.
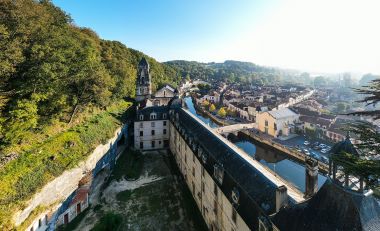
(60, 149, 207, 231)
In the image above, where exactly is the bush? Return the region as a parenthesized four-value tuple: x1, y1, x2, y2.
(91, 212, 122, 231)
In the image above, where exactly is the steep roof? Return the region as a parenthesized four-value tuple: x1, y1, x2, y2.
(138, 57, 149, 68)
(330, 134, 360, 156)
(268, 108, 298, 119)
(299, 115, 332, 127)
(174, 108, 279, 229)
(273, 179, 380, 231)
(136, 106, 169, 121)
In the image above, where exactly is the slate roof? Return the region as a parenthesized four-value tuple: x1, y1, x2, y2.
(268, 108, 298, 119)
(330, 134, 360, 156)
(136, 106, 169, 121)
(69, 187, 89, 207)
(138, 57, 149, 68)
(299, 115, 332, 127)
(173, 108, 278, 230)
(273, 178, 380, 231)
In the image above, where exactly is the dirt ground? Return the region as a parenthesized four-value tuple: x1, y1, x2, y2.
(71, 149, 207, 231)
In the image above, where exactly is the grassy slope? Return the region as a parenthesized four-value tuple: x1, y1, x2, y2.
(0, 100, 132, 229)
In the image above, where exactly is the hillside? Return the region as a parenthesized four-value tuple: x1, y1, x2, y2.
(0, 0, 179, 228)
(165, 60, 305, 85)
(0, 0, 180, 152)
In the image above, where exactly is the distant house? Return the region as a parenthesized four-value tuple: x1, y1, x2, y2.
(56, 186, 89, 226)
(150, 84, 177, 106)
(256, 108, 299, 137)
(200, 91, 220, 104)
(299, 115, 333, 138)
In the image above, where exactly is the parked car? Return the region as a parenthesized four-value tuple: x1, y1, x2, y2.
(311, 152, 321, 160)
(313, 145, 321, 150)
(321, 156, 329, 164)
(319, 143, 326, 148)
(313, 142, 320, 146)
(304, 141, 310, 145)
(321, 148, 328, 154)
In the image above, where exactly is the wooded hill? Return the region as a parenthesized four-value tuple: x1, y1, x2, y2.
(0, 0, 179, 228)
(165, 60, 306, 85)
(0, 0, 180, 149)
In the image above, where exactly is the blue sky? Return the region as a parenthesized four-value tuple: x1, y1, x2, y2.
(53, 0, 380, 74)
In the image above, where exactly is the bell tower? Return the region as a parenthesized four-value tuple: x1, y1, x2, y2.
(136, 57, 152, 102)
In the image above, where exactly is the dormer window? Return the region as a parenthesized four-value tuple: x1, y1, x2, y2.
(213, 163, 224, 185)
(198, 148, 203, 157)
(139, 114, 144, 121)
(231, 187, 240, 205)
(150, 113, 157, 120)
(163, 113, 167, 119)
(201, 153, 207, 164)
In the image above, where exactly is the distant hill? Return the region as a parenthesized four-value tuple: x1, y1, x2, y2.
(165, 60, 302, 85)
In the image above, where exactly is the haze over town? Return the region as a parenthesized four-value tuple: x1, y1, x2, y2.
(54, 0, 380, 75)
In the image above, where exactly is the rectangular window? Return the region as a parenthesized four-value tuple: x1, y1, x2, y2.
(232, 208, 237, 224)
(140, 123, 143, 128)
(151, 122, 155, 127)
(265, 120, 268, 126)
(274, 123, 277, 130)
(140, 131, 143, 136)
(202, 182, 205, 193)
(202, 167, 205, 177)
(163, 121, 167, 126)
(151, 140, 155, 148)
(140, 142, 143, 149)
(214, 182, 218, 196)
(214, 200, 218, 215)
(163, 113, 167, 119)
(192, 181, 195, 194)
(151, 130, 155, 135)
(139, 115, 144, 120)
(192, 167, 195, 177)
(185, 153, 187, 163)
(39, 218, 42, 227)
(163, 129, 167, 135)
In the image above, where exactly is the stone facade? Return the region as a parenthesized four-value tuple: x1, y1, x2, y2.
(169, 118, 250, 231)
(135, 57, 152, 102)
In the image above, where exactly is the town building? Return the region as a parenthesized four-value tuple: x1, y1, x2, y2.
(134, 106, 170, 150)
(133, 58, 380, 231)
(256, 108, 299, 137)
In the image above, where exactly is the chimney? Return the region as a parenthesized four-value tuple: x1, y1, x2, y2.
(305, 157, 318, 198)
(275, 185, 288, 212)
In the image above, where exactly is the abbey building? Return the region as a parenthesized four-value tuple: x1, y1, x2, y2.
(133, 58, 380, 231)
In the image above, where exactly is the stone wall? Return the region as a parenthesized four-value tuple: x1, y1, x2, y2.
(14, 125, 128, 228)
(169, 121, 250, 231)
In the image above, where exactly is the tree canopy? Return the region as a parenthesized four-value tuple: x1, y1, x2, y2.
(0, 0, 180, 148)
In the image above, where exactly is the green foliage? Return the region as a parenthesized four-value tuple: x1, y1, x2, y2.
(335, 102, 347, 113)
(116, 190, 133, 202)
(0, 0, 183, 228)
(359, 73, 379, 86)
(314, 76, 327, 87)
(209, 104, 216, 112)
(202, 100, 210, 107)
(217, 107, 227, 117)
(0, 0, 180, 148)
(0, 100, 131, 228)
(165, 60, 299, 85)
(91, 212, 122, 231)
